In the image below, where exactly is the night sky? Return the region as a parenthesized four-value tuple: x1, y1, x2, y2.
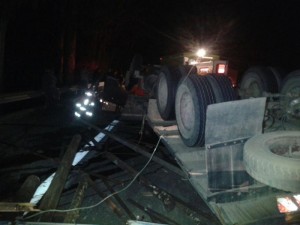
(2, 0, 300, 91)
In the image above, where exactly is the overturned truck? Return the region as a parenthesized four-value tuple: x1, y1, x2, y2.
(142, 50, 300, 225)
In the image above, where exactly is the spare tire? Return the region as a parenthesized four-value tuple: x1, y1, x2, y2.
(175, 74, 215, 146)
(280, 70, 300, 119)
(156, 66, 182, 120)
(239, 66, 277, 99)
(243, 131, 300, 193)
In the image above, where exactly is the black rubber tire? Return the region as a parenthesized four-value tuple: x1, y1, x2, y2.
(243, 131, 300, 193)
(157, 66, 182, 120)
(239, 66, 277, 99)
(205, 75, 224, 103)
(175, 74, 215, 147)
(268, 66, 285, 91)
(201, 76, 217, 104)
(280, 70, 300, 118)
(209, 75, 238, 102)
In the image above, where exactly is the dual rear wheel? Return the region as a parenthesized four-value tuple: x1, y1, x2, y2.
(156, 65, 237, 147)
(239, 66, 283, 99)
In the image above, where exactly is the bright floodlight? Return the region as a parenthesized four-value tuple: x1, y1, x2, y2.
(196, 48, 206, 57)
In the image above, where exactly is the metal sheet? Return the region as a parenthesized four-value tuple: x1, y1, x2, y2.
(205, 98, 266, 144)
(205, 98, 267, 191)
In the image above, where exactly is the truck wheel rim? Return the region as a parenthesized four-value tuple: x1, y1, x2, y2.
(268, 136, 300, 158)
(179, 91, 195, 132)
(247, 81, 261, 97)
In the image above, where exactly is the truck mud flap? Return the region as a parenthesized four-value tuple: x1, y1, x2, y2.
(205, 97, 266, 192)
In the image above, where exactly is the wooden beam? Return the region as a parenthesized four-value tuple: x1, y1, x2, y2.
(128, 198, 180, 225)
(63, 174, 89, 223)
(0, 202, 39, 212)
(15, 175, 40, 202)
(39, 135, 81, 212)
(100, 176, 135, 220)
(85, 175, 125, 220)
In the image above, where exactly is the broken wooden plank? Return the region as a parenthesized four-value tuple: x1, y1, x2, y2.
(88, 172, 124, 186)
(128, 198, 180, 225)
(85, 174, 125, 220)
(0, 202, 39, 212)
(104, 152, 149, 185)
(39, 134, 81, 211)
(15, 175, 41, 202)
(100, 175, 136, 220)
(63, 174, 89, 223)
(29, 121, 120, 208)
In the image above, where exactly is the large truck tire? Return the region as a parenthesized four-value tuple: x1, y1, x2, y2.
(205, 75, 224, 103)
(268, 66, 285, 91)
(175, 74, 215, 146)
(208, 75, 238, 102)
(157, 66, 182, 120)
(280, 70, 300, 119)
(239, 66, 278, 98)
(243, 131, 300, 193)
